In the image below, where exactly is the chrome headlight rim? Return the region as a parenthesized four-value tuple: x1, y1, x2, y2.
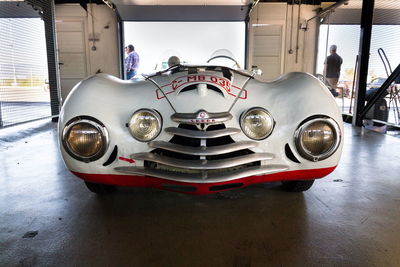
(62, 117, 109, 162)
(294, 117, 341, 162)
(240, 107, 275, 140)
(128, 108, 162, 142)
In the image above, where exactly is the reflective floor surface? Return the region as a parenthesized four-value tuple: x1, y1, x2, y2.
(1, 120, 400, 266)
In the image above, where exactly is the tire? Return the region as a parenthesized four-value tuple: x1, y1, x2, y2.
(84, 181, 115, 194)
(281, 180, 315, 192)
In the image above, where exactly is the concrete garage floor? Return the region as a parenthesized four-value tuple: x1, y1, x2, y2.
(1, 121, 400, 267)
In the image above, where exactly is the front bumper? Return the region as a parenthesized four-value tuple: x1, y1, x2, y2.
(73, 166, 336, 195)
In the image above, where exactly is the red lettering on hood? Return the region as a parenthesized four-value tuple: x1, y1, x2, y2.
(156, 75, 247, 100)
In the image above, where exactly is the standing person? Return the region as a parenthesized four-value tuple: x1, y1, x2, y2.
(124, 44, 139, 80)
(324, 44, 343, 92)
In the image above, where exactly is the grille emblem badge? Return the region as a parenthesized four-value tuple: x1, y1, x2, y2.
(170, 110, 233, 125)
(192, 110, 214, 124)
(198, 111, 208, 119)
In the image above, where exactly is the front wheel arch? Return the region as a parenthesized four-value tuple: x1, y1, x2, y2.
(281, 180, 315, 192)
(84, 181, 115, 194)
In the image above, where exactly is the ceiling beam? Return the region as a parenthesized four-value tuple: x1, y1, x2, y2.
(54, 0, 342, 6)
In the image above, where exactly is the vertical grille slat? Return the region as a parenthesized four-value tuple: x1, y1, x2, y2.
(164, 127, 240, 139)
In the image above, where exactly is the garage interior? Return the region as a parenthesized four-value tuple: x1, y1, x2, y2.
(1, 0, 400, 266)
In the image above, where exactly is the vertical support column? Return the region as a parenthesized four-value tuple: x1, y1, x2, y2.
(42, 0, 61, 121)
(313, 14, 321, 75)
(26, 0, 61, 122)
(352, 0, 374, 126)
(244, 16, 250, 70)
(117, 15, 125, 79)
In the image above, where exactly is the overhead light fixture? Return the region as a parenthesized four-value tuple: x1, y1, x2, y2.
(252, 24, 272, 27)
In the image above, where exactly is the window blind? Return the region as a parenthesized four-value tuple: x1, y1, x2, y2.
(0, 2, 51, 128)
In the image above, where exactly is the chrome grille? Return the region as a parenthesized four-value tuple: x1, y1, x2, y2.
(151, 123, 258, 162)
(148, 140, 257, 156)
(114, 111, 289, 183)
(132, 152, 273, 170)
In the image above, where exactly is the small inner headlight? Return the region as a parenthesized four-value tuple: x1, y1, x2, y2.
(240, 108, 274, 140)
(295, 118, 340, 161)
(128, 109, 162, 142)
(62, 119, 108, 162)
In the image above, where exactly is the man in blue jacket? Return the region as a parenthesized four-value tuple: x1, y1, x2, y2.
(124, 44, 140, 80)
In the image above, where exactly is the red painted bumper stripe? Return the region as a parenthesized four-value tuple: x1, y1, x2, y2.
(72, 166, 336, 195)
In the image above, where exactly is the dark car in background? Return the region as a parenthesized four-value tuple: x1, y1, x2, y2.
(367, 77, 386, 90)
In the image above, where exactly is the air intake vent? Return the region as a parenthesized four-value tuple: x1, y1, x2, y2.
(178, 84, 224, 97)
(285, 143, 301, 163)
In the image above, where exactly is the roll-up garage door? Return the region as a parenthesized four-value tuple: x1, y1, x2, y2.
(0, 2, 51, 128)
(317, 0, 400, 132)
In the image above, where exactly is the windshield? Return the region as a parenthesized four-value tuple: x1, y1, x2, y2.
(206, 49, 241, 69)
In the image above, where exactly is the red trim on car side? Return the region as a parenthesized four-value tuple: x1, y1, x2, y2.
(72, 166, 336, 195)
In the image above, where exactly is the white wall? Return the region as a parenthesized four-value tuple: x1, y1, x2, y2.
(55, 4, 119, 101)
(248, 3, 319, 79)
(247, 3, 287, 80)
(284, 4, 319, 75)
(54, 2, 321, 98)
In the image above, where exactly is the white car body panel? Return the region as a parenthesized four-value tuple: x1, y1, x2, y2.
(59, 66, 343, 193)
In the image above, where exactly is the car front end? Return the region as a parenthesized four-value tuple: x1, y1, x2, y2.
(59, 65, 343, 194)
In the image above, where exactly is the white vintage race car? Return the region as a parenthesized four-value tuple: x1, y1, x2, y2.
(59, 61, 343, 195)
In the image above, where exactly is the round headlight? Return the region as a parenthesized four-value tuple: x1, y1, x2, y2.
(295, 117, 341, 161)
(62, 119, 109, 162)
(240, 108, 274, 140)
(128, 109, 162, 142)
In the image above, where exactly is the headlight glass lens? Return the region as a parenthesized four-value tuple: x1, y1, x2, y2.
(241, 108, 274, 140)
(62, 119, 108, 162)
(67, 123, 103, 157)
(295, 118, 340, 161)
(128, 109, 162, 142)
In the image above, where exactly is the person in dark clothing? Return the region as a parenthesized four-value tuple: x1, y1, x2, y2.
(324, 45, 343, 92)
